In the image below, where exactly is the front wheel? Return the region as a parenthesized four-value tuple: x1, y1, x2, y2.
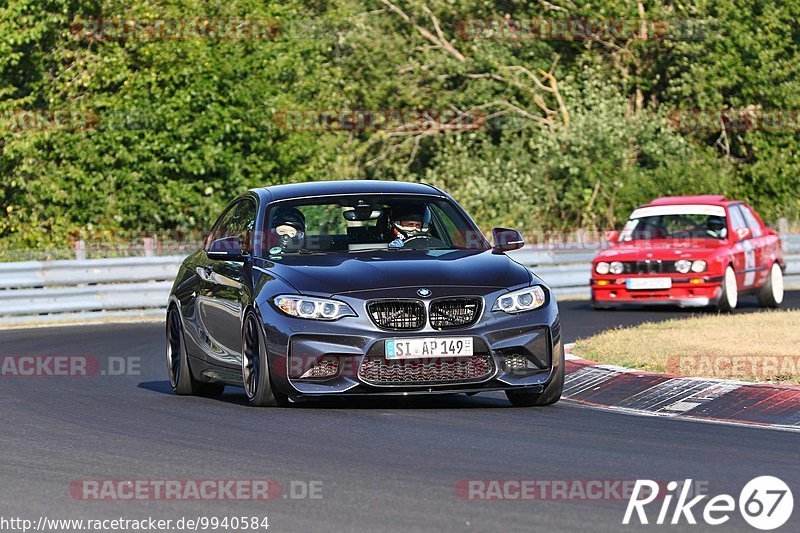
(757, 262, 784, 308)
(716, 266, 738, 312)
(505, 346, 565, 407)
(242, 311, 290, 407)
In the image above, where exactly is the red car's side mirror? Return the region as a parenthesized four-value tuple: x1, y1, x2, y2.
(605, 230, 619, 244)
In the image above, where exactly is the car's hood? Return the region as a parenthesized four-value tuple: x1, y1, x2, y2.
(596, 239, 725, 262)
(261, 249, 531, 296)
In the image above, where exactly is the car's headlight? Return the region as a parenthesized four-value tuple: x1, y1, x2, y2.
(274, 295, 356, 320)
(609, 261, 624, 275)
(595, 262, 610, 274)
(691, 260, 707, 273)
(675, 259, 692, 274)
(492, 286, 547, 314)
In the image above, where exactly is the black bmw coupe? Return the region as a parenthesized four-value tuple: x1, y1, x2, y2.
(166, 180, 563, 407)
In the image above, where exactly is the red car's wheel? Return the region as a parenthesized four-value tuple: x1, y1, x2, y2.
(757, 263, 784, 308)
(717, 266, 738, 312)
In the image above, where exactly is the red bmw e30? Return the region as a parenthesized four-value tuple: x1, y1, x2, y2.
(591, 195, 785, 311)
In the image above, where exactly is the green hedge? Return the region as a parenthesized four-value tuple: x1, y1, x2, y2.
(1, 0, 798, 251)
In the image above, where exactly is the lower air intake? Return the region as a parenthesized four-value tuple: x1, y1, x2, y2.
(358, 355, 493, 386)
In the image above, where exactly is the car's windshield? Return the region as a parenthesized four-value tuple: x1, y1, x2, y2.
(619, 205, 728, 241)
(263, 195, 489, 254)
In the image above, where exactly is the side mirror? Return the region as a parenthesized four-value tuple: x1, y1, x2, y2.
(605, 230, 619, 244)
(735, 227, 752, 241)
(207, 236, 249, 262)
(492, 227, 525, 253)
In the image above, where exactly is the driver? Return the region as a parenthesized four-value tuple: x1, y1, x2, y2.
(388, 204, 431, 248)
(271, 206, 306, 250)
(706, 215, 727, 239)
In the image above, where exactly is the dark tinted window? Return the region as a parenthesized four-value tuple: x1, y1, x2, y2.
(205, 199, 257, 251)
(264, 195, 488, 254)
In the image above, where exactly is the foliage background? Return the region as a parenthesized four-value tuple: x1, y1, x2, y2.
(1, 0, 799, 251)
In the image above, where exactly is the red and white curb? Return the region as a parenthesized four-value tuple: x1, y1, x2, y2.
(563, 344, 800, 432)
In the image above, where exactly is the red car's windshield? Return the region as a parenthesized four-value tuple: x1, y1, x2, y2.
(619, 205, 728, 241)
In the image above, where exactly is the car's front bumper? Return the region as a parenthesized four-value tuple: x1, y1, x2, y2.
(590, 276, 723, 308)
(257, 290, 562, 398)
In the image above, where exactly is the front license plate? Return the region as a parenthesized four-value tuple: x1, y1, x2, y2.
(626, 277, 672, 290)
(385, 337, 473, 359)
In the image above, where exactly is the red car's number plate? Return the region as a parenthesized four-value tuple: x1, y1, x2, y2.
(626, 277, 672, 290)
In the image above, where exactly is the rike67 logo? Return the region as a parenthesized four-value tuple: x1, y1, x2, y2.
(624, 476, 793, 530)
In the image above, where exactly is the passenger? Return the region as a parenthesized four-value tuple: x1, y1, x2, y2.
(271, 206, 306, 249)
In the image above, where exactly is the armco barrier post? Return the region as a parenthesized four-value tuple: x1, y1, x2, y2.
(74, 240, 86, 261)
(143, 237, 155, 257)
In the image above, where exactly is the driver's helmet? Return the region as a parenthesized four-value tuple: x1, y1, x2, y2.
(389, 204, 431, 242)
(271, 206, 305, 249)
(706, 215, 727, 237)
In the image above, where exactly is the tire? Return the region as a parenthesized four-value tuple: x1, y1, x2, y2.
(166, 306, 225, 397)
(505, 345, 565, 407)
(757, 262, 784, 308)
(716, 265, 738, 312)
(242, 310, 290, 407)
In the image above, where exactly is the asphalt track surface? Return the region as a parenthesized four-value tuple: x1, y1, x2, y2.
(1, 292, 798, 532)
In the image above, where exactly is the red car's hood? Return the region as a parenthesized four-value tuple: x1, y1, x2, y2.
(596, 239, 725, 262)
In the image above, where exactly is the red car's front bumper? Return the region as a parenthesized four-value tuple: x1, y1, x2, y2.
(590, 277, 723, 308)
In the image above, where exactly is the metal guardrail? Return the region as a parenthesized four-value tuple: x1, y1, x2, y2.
(0, 237, 798, 323)
(0, 256, 183, 290)
(0, 256, 184, 323)
(527, 255, 800, 297)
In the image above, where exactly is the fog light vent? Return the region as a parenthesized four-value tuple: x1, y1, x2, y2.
(504, 355, 541, 375)
(299, 359, 339, 379)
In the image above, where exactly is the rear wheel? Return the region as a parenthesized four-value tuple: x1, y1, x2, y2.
(242, 311, 290, 407)
(166, 306, 225, 396)
(757, 263, 784, 308)
(716, 266, 738, 312)
(505, 346, 565, 407)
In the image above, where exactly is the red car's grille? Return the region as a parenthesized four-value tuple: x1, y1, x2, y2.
(358, 355, 494, 385)
(623, 260, 677, 274)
